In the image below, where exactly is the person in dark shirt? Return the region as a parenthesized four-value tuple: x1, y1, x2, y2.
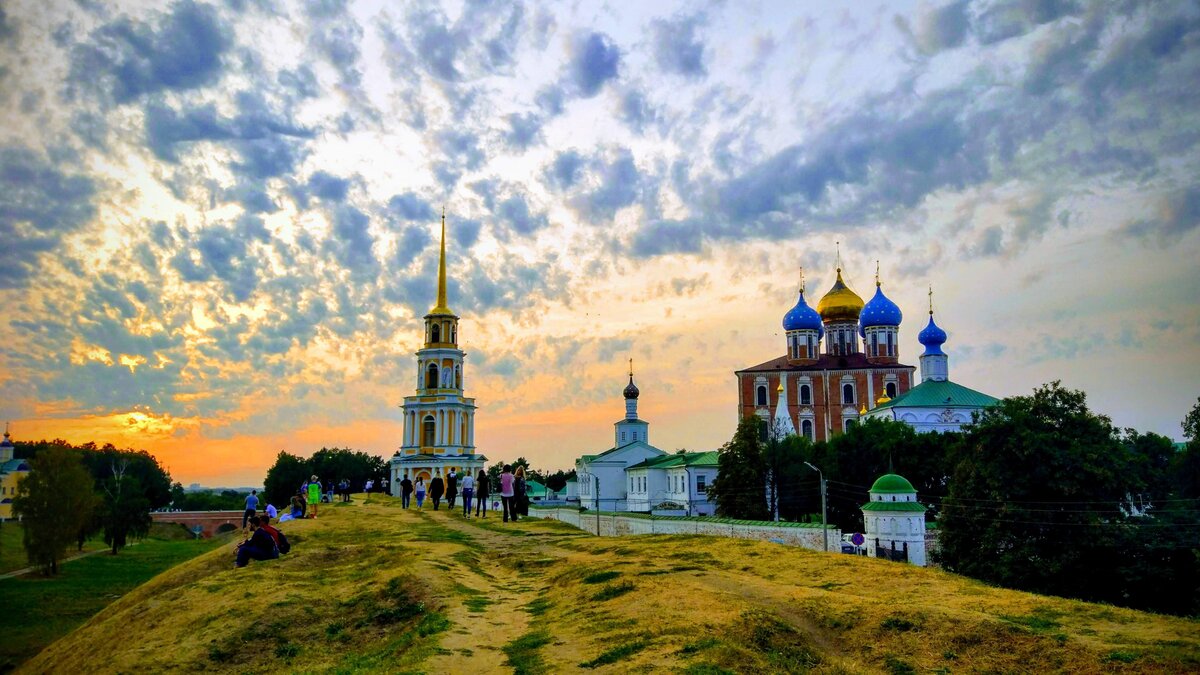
(235, 516, 279, 567)
(474, 469, 490, 518)
(400, 474, 414, 509)
(446, 470, 458, 509)
(429, 473, 445, 510)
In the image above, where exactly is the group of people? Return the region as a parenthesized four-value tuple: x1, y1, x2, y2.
(395, 465, 530, 522)
(236, 493, 293, 568)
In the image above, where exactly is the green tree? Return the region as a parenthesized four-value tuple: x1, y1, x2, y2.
(263, 451, 312, 507)
(1182, 396, 1200, 442)
(12, 447, 98, 574)
(934, 382, 1178, 609)
(100, 462, 152, 555)
(708, 416, 769, 520)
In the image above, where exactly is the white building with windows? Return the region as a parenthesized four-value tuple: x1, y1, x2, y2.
(865, 297, 998, 433)
(625, 451, 719, 515)
(575, 366, 666, 511)
(390, 213, 487, 487)
(861, 473, 927, 566)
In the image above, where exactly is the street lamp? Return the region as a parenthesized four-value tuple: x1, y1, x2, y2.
(804, 461, 828, 553)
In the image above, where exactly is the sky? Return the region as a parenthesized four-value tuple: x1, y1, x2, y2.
(1, 0, 1198, 486)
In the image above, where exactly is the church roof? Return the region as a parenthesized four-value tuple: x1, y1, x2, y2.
(871, 379, 999, 412)
(870, 473, 916, 493)
(861, 500, 927, 512)
(391, 453, 488, 464)
(1, 458, 30, 473)
(625, 451, 720, 470)
(738, 352, 914, 374)
(579, 440, 665, 464)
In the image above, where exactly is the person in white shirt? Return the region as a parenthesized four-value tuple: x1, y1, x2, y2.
(461, 472, 476, 518)
(264, 503, 278, 523)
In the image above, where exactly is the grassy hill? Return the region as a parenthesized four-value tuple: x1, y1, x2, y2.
(22, 497, 1200, 673)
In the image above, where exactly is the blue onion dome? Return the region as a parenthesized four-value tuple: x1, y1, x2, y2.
(918, 314, 947, 355)
(860, 283, 903, 329)
(782, 291, 823, 332)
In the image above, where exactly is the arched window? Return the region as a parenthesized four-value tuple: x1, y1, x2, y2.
(871, 333, 878, 356)
(450, 325, 456, 343)
(431, 323, 441, 343)
(800, 384, 811, 405)
(886, 382, 897, 399)
(422, 415, 436, 447)
(842, 383, 854, 404)
(886, 332, 894, 357)
(845, 418, 857, 432)
(455, 366, 462, 389)
(426, 363, 439, 389)
(801, 419, 813, 440)
(756, 386, 767, 406)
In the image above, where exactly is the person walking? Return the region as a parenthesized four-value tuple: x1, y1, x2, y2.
(475, 469, 490, 518)
(500, 465, 516, 522)
(446, 469, 458, 509)
(414, 477, 426, 509)
(461, 471, 475, 518)
(430, 472, 445, 511)
(242, 489, 260, 530)
(514, 466, 529, 518)
(401, 474, 414, 509)
(306, 475, 321, 518)
(382, 477, 390, 496)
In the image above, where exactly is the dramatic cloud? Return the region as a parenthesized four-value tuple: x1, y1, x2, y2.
(565, 31, 620, 97)
(0, 0, 1196, 484)
(0, 147, 96, 289)
(69, 0, 232, 104)
(651, 13, 707, 78)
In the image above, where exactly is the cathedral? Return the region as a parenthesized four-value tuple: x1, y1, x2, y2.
(735, 261, 916, 442)
(389, 213, 487, 486)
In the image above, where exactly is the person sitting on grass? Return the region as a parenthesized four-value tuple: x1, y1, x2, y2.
(235, 516, 279, 568)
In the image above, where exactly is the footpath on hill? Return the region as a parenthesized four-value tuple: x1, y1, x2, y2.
(22, 496, 1200, 674)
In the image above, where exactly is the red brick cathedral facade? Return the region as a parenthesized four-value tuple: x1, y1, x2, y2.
(736, 265, 915, 443)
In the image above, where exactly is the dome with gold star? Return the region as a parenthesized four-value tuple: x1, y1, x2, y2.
(817, 269, 864, 323)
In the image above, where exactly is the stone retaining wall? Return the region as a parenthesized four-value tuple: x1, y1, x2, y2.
(527, 505, 840, 552)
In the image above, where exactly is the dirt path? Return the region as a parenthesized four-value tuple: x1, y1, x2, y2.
(412, 509, 543, 673)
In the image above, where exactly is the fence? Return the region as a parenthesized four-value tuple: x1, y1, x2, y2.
(527, 505, 840, 552)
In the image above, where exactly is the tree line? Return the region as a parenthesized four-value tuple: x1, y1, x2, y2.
(707, 383, 1200, 617)
(9, 440, 174, 574)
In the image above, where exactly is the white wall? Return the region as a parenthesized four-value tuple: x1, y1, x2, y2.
(528, 505, 839, 552)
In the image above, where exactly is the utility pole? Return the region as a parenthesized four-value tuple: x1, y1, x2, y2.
(804, 461, 828, 553)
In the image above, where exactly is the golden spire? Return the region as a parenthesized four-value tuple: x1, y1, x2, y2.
(875, 260, 881, 287)
(859, 404, 867, 415)
(928, 285, 934, 316)
(777, 380, 784, 393)
(799, 266, 805, 293)
(430, 206, 454, 315)
(629, 357, 633, 378)
(835, 241, 841, 271)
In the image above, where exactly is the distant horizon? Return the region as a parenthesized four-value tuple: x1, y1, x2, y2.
(1, 1, 1197, 486)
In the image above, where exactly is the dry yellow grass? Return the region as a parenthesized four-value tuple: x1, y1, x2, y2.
(23, 497, 1200, 674)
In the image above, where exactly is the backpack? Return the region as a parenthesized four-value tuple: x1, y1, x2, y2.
(276, 530, 291, 555)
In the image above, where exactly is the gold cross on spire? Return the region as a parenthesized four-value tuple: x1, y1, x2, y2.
(799, 266, 805, 293)
(928, 285, 934, 316)
(875, 260, 881, 287)
(835, 241, 841, 271)
(628, 357, 633, 378)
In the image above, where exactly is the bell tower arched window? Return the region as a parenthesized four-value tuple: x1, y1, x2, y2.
(422, 415, 436, 447)
(842, 383, 855, 404)
(426, 363, 439, 389)
(431, 323, 441, 343)
(801, 419, 813, 440)
(886, 381, 897, 399)
(800, 384, 812, 405)
(756, 386, 767, 406)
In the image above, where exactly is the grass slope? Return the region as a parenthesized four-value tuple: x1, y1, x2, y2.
(24, 497, 1200, 674)
(1, 524, 224, 671)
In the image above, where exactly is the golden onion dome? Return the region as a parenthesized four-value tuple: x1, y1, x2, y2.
(816, 269, 864, 323)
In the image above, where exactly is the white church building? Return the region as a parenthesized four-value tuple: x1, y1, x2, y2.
(865, 294, 998, 432)
(575, 366, 666, 511)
